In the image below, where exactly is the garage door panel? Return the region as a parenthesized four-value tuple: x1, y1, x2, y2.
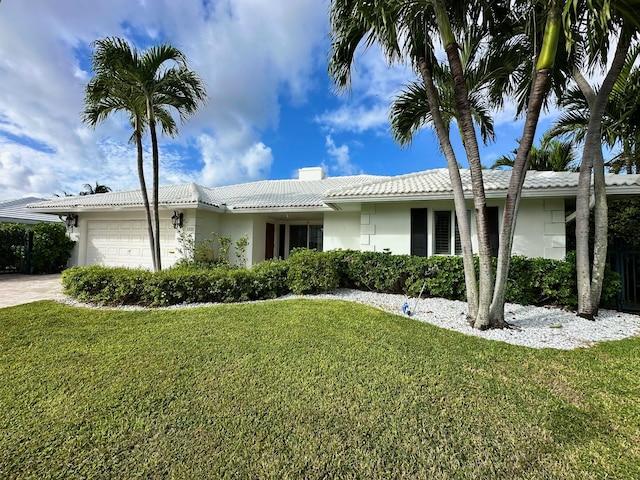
(86, 219, 175, 269)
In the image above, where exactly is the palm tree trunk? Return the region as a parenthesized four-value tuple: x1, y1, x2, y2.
(149, 113, 162, 271)
(418, 57, 479, 320)
(574, 30, 631, 318)
(489, 69, 551, 323)
(431, 0, 493, 328)
(134, 124, 157, 272)
(440, 31, 494, 329)
(489, 2, 560, 323)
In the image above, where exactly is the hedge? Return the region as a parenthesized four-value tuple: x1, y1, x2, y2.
(62, 249, 621, 310)
(0, 222, 75, 273)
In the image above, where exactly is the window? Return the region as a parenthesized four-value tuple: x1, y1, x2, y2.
(410, 208, 428, 256)
(434, 211, 451, 254)
(288, 224, 323, 253)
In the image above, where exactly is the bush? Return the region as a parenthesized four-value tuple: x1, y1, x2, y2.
(31, 223, 75, 273)
(62, 249, 621, 311)
(0, 223, 28, 272)
(63, 266, 152, 305)
(333, 250, 412, 293)
(250, 259, 290, 299)
(287, 249, 340, 295)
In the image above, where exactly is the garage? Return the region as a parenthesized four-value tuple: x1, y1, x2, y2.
(85, 219, 175, 269)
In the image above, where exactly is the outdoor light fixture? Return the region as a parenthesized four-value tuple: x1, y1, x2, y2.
(171, 210, 183, 229)
(65, 213, 78, 228)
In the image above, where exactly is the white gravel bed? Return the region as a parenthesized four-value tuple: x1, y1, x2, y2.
(58, 288, 640, 350)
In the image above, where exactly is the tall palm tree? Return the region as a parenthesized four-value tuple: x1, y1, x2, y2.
(133, 43, 207, 270)
(561, 0, 640, 318)
(329, 0, 483, 322)
(83, 41, 157, 270)
(330, 0, 568, 329)
(83, 37, 207, 271)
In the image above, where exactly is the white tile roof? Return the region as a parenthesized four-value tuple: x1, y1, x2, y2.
(0, 197, 62, 223)
(26, 169, 640, 214)
(214, 175, 384, 210)
(325, 168, 640, 200)
(27, 175, 385, 212)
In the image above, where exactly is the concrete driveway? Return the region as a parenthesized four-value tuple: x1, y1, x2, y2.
(0, 274, 65, 308)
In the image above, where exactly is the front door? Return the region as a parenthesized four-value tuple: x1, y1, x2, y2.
(265, 223, 275, 260)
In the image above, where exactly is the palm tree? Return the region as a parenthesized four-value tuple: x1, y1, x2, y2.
(547, 45, 640, 174)
(79, 182, 112, 196)
(330, 0, 570, 329)
(132, 43, 207, 270)
(83, 40, 157, 271)
(83, 37, 207, 271)
(561, 0, 640, 318)
(491, 137, 577, 172)
(329, 0, 485, 322)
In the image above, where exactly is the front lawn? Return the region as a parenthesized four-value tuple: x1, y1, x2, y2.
(1, 300, 639, 479)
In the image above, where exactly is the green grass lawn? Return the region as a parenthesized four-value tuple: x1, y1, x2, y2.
(1, 300, 639, 479)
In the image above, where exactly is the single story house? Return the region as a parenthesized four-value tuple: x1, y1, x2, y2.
(0, 197, 62, 225)
(27, 167, 640, 270)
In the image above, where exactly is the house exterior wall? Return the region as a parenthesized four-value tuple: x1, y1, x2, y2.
(66, 195, 567, 270)
(324, 211, 361, 251)
(512, 198, 565, 259)
(324, 198, 566, 260)
(219, 214, 255, 266)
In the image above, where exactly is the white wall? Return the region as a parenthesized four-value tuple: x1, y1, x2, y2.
(512, 198, 565, 259)
(219, 214, 255, 266)
(325, 198, 566, 260)
(324, 211, 361, 251)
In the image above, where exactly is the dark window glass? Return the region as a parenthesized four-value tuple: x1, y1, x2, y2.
(289, 225, 307, 252)
(410, 208, 428, 257)
(309, 225, 323, 252)
(434, 211, 451, 254)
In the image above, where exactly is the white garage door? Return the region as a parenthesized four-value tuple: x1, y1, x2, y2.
(86, 219, 175, 269)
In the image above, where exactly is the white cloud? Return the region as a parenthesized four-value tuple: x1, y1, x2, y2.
(324, 135, 361, 175)
(198, 132, 273, 186)
(316, 105, 390, 134)
(0, 0, 327, 200)
(316, 44, 412, 135)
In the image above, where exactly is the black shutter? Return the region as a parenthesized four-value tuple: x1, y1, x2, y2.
(410, 208, 428, 257)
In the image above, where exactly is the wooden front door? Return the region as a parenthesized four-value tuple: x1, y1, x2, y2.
(265, 223, 275, 260)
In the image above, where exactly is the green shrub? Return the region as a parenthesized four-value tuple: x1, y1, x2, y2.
(62, 266, 152, 305)
(334, 250, 411, 293)
(31, 222, 75, 273)
(287, 249, 339, 295)
(0, 223, 28, 272)
(250, 259, 290, 299)
(62, 249, 622, 311)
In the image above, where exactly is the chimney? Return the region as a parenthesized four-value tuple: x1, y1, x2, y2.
(298, 167, 326, 181)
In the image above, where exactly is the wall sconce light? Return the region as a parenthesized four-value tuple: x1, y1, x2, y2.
(65, 213, 78, 228)
(171, 210, 183, 229)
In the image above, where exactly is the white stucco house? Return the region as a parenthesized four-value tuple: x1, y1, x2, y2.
(27, 167, 640, 270)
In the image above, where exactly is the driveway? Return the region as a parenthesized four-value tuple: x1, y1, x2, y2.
(0, 274, 65, 308)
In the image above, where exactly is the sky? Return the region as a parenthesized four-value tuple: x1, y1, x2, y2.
(0, 0, 562, 201)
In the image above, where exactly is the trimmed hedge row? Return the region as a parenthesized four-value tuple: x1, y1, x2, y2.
(0, 222, 75, 273)
(62, 249, 621, 309)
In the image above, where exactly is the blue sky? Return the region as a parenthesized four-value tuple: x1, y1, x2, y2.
(0, 0, 559, 201)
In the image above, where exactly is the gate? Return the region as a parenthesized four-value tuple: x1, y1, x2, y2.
(610, 242, 640, 312)
(0, 228, 33, 274)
